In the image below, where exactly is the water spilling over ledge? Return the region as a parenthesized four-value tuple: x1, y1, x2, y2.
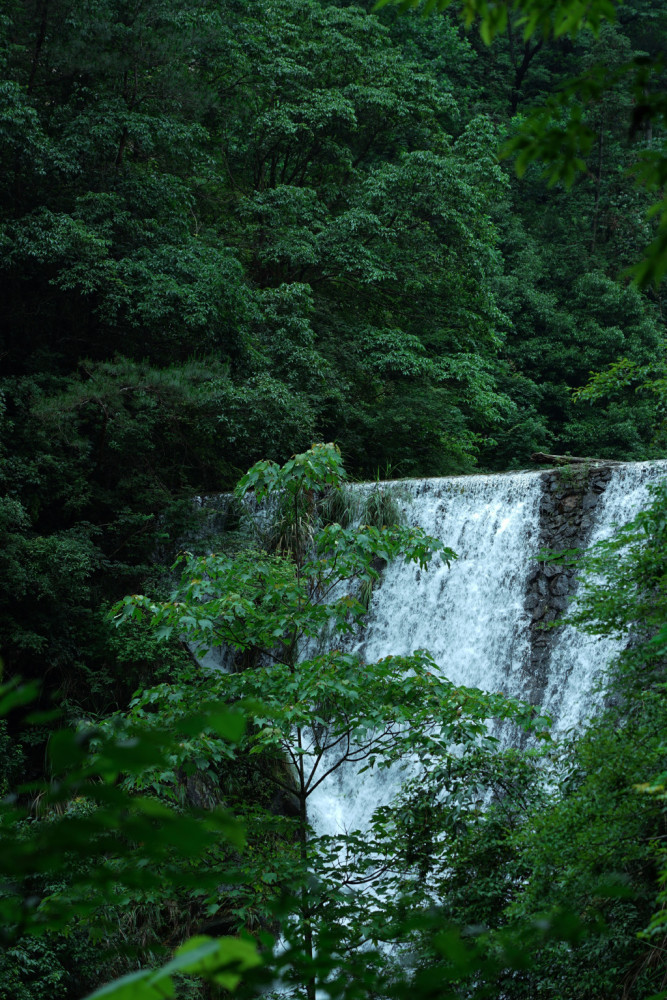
(307, 460, 667, 838)
(197, 461, 667, 840)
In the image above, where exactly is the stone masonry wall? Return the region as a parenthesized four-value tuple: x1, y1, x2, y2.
(524, 464, 616, 705)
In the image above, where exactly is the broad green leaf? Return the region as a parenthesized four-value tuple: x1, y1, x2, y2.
(156, 935, 262, 989)
(85, 969, 174, 1000)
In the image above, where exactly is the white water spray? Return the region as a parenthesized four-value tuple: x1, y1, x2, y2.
(544, 462, 664, 732)
(309, 462, 666, 840)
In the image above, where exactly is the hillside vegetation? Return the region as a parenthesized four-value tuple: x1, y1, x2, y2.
(1, 1, 666, 998)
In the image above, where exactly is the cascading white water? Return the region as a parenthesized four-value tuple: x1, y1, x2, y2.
(308, 462, 666, 841)
(194, 463, 666, 845)
(354, 473, 542, 699)
(309, 471, 543, 838)
(544, 461, 665, 733)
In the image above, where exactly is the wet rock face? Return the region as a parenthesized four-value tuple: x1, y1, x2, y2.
(525, 465, 614, 704)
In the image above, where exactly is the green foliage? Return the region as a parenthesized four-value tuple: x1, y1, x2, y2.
(0, 716, 23, 798)
(0, 677, 259, 1000)
(492, 256, 663, 463)
(84, 936, 262, 1000)
(350, 480, 667, 1000)
(380, 0, 667, 285)
(112, 444, 548, 1000)
(377, 0, 667, 469)
(360, 484, 405, 529)
(567, 480, 667, 652)
(0, 0, 555, 722)
(0, 357, 246, 712)
(0, 0, 517, 496)
(376, 0, 617, 43)
(501, 46, 667, 286)
(1, 0, 664, 734)
(118, 446, 452, 649)
(2, 0, 667, 994)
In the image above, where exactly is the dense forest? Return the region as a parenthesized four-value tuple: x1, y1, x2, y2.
(1, 0, 667, 997)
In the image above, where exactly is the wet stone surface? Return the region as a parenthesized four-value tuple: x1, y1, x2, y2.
(524, 465, 614, 705)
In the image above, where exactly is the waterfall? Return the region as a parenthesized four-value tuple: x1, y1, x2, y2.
(354, 473, 541, 701)
(308, 461, 666, 840)
(194, 462, 666, 844)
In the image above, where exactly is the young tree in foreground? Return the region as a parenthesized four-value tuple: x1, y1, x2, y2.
(15, 443, 660, 1000)
(115, 443, 546, 1000)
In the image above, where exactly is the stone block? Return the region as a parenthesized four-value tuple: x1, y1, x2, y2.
(550, 574, 571, 596)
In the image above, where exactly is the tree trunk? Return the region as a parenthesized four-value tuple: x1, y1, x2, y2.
(28, 0, 49, 96)
(507, 20, 543, 115)
(591, 119, 604, 253)
(299, 797, 316, 1000)
(296, 728, 316, 1000)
